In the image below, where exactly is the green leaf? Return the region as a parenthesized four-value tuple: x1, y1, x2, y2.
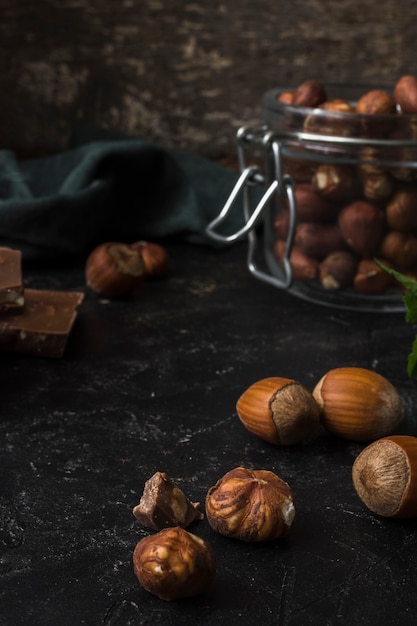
(408, 335, 417, 378)
(375, 259, 417, 379)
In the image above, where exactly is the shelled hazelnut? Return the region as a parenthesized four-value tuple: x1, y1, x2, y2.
(205, 467, 295, 542)
(338, 201, 385, 258)
(132, 471, 203, 530)
(274, 240, 319, 282)
(85, 242, 146, 297)
(353, 259, 396, 295)
(271, 76, 417, 298)
(85, 240, 168, 297)
(394, 75, 417, 114)
(292, 79, 327, 108)
(319, 251, 358, 290)
(133, 527, 216, 601)
(130, 241, 169, 279)
(295, 222, 347, 260)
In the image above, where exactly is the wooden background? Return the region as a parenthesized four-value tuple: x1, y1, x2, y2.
(1, 0, 417, 160)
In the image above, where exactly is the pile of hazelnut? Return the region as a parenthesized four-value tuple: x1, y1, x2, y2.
(273, 75, 417, 295)
(131, 366, 417, 602)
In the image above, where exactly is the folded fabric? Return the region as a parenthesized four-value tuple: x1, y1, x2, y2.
(0, 129, 247, 261)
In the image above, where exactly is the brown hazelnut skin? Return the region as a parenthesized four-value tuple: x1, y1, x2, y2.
(311, 163, 358, 203)
(379, 230, 417, 269)
(292, 79, 327, 107)
(205, 467, 295, 542)
(85, 241, 146, 297)
(274, 241, 319, 282)
(385, 186, 417, 231)
(319, 251, 358, 290)
(355, 89, 397, 115)
(312, 367, 404, 442)
(338, 201, 385, 258)
(353, 259, 396, 295)
(352, 435, 417, 518)
(394, 75, 417, 114)
(130, 241, 169, 279)
(236, 376, 321, 445)
(295, 222, 347, 260)
(133, 527, 216, 601)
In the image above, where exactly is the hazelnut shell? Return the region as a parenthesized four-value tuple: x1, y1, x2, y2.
(352, 435, 417, 518)
(313, 367, 404, 441)
(236, 377, 321, 445)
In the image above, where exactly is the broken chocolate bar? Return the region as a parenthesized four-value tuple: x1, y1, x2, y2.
(133, 471, 204, 530)
(0, 247, 24, 311)
(0, 289, 84, 358)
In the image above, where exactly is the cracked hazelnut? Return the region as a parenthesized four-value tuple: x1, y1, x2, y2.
(205, 467, 295, 542)
(130, 241, 169, 279)
(132, 472, 203, 530)
(236, 376, 321, 445)
(352, 435, 417, 518)
(133, 527, 216, 601)
(313, 367, 404, 441)
(85, 241, 146, 297)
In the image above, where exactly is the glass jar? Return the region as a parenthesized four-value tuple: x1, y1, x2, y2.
(206, 86, 417, 312)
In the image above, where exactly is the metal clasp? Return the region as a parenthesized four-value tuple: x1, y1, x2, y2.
(205, 126, 297, 289)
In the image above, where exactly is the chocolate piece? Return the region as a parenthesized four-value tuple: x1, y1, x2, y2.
(0, 247, 24, 311)
(0, 289, 84, 358)
(133, 472, 204, 530)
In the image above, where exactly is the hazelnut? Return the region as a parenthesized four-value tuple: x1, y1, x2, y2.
(130, 241, 169, 279)
(319, 251, 358, 290)
(379, 230, 417, 269)
(133, 527, 216, 601)
(132, 471, 203, 530)
(353, 258, 396, 295)
(385, 185, 417, 231)
(312, 367, 404, 441)
(295, 222, 347, 260)
(205, 467, 295, 542)
(319, 99, 355, 113)
(274, 241, 319, 282)
(304, 100, 358, 137)
(277, 90, 294, 105)
(292, 79, 327, 108)
(394, 75, 417, 114)
(352, 435, 417, 518)
(311, 164, 358, 203)
(236, 376, 321, 445)
(359, 170, 395, 203)
(356, 89, 397, 116)
(338, 200, 385, 258)
(293, 183, 335, 222)
(85, 241, 146, 297)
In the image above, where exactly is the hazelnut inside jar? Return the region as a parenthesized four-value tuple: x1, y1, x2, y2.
(260, 79, 417, 309)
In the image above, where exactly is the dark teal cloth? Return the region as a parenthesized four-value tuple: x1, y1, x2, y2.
(0, 131, 244, 260)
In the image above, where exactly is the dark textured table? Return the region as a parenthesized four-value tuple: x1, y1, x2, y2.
(1, 242, 417, 626)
